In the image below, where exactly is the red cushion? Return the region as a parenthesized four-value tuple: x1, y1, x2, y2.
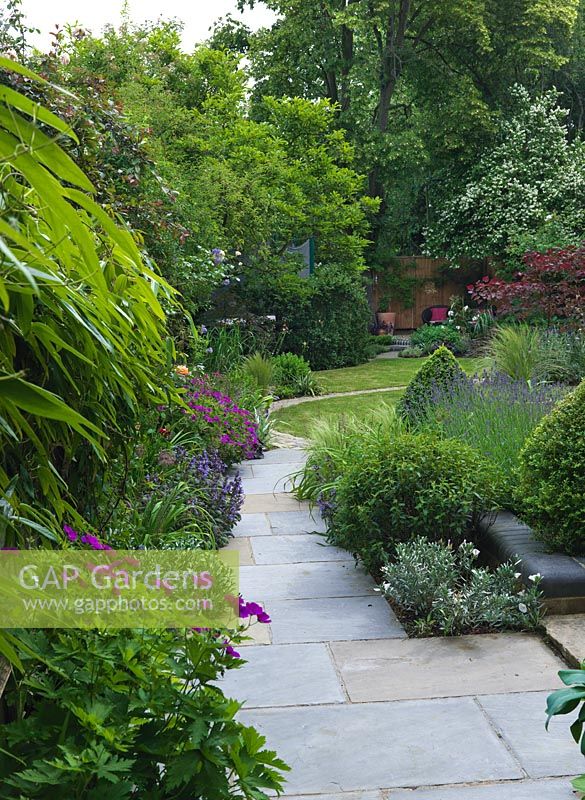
(430, 307, 449, 322)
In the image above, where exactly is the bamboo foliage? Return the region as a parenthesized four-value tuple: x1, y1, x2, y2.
(0, 56, 177, 545)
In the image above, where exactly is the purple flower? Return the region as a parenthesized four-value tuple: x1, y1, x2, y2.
(64, 524, 78, 542)
(225, 644, 241, 659)
(80, 533, 112, 551)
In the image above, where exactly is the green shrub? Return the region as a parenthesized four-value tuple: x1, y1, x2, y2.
(272, 352, 320, 398)
(0, 627, 288, 798)
(409, 324, 469, 356)
(244, 264, 372, 370)
(294, 406, 404, 508)
(517, 380, 585, 554)
(382, 538, 543, 636)
(398, 346, 425, 358)
(328, 431, 502, 572)
(538, 328, 585, 385)
(397, 346, 466, 424)
(0, 58, 177, 545)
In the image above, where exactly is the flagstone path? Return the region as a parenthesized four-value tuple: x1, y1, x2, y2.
(221, 447, 583, 799)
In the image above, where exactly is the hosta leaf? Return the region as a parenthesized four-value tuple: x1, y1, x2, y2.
(558, 669, 585, 687)
(546, 687, 585, 727)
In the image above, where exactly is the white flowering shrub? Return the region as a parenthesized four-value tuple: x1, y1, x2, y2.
(382, 538, 543, 636)
(425, 87, 585, 262)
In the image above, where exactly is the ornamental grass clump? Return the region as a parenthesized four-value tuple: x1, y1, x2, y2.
(397, 346, 466, 425)
(382, 538, 543, 636)
(518, 379, 585, 555)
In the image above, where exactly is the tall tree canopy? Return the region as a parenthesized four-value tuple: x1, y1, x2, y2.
(231, 0, 580, 254)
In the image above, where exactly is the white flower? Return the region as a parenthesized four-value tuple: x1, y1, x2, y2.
(518, 603, 528, 614)
(514, 573, 521, 579)
(528, 573, 541, 582)
(235, 250, 242, 256)
(472, 548, 480, 557)
(448, 310, 454, 317)
(463, 305, 469, 311)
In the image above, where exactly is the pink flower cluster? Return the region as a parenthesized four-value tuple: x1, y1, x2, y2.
(183, 376, 259, 461)
(64, 524, 111, 550)
(193, 596, 271, 659)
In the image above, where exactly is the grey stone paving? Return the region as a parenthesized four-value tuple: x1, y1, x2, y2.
(387, 779, 576, 799)
(477, 692, 584, 779)
(268, 510, 327, 534)
(251, 533, 347, 564)
(330, 634, 564, 702)
(269, 596, 405, 644)
(232, 512, 272, 537)
(239, 699, 523, 794)
(219, 643, 345, 707)
(239, 561, 377, 601)
(220, 448, 579, 799)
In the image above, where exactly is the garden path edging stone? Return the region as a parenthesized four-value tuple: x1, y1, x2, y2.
(477, 511, 585, 613)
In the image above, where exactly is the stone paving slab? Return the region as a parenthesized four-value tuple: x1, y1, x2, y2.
(219, 643, 345, 707)
(233, 513, 272, 537)
(222, 536, 255, 566)
(267, 510, 327, 534)
(330, 634, 565, 703)
(231, 464, 254, 479)
(269, 596, 406, 644)
(239, 698, 523, 794)
(284, 793, 382, 800)
(240, 622, 272, 646)
(251, 534, 348, 565)
(239, 561, 377, 601)
(251, 462, 304, 480)
(387, 779, 576, 799)
(241, 476, 294, 495)
(544, 614, 585, 667)
(243, 493, 304, 513)
(477, 692, 584, 778)
(253, 448, 307, 465)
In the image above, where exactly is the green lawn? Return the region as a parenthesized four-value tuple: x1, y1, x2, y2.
(316, 356, 481, 393)
(272, 389, 405, 438)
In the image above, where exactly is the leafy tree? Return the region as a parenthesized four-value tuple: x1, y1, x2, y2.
(470, 246, 585, 324)
(58, 22, 376, 296)
(425, 88, 585, 262)
(238, 0, 579, 250)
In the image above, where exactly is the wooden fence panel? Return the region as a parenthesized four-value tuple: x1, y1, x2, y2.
(371, 257, 473, 331)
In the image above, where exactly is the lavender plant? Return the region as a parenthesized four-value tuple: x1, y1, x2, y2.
(422, 371, 567, 486)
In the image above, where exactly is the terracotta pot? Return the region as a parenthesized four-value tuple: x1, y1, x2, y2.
(376, 311, 396, 330)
